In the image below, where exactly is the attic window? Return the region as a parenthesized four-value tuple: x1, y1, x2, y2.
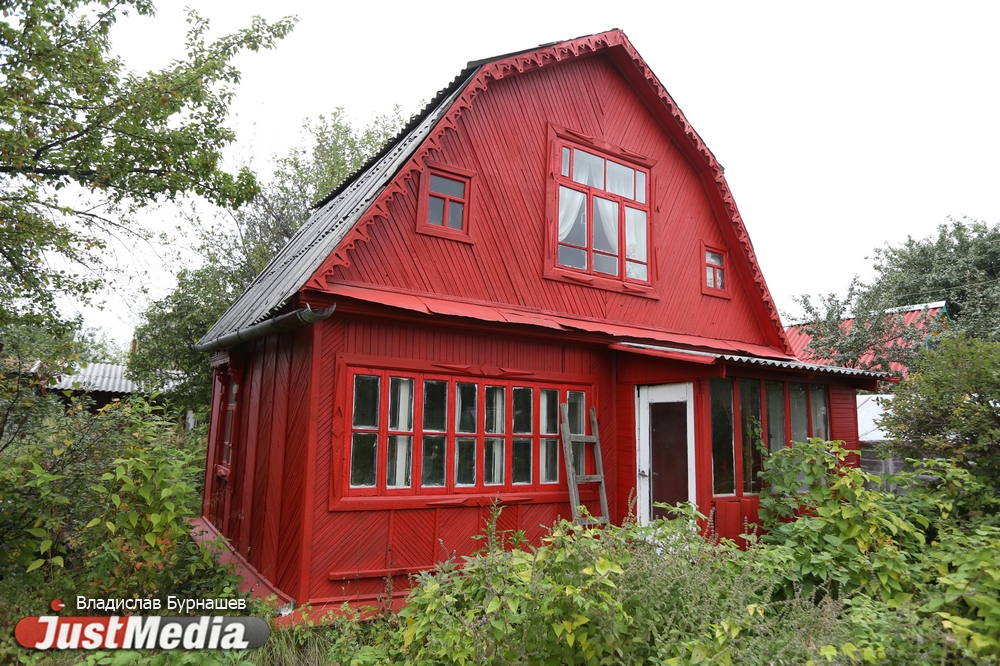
(545, 127, 655, 295)
(702, 245, 730, 298)
(416, 162, 475, 243)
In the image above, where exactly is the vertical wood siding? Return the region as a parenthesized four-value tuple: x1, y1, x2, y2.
(327, 54, 771, 348)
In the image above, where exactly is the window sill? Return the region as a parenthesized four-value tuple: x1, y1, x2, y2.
(416, 223, 475, 244)
(702, 286, 731, 300)
(543, 266, 658, 299)
(329, 488, 597, 512)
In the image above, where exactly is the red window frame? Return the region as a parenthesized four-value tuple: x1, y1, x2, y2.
(416, 161, 475, 244)
(342, 367, 593, 498)
(702, 243, 730, 299)
(544, 125, 656, 296)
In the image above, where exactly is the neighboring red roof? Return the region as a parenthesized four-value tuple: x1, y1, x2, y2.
(784, 301, 947, 375)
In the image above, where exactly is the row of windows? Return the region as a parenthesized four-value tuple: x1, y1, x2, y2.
(710, 378, 829, 496)
(418, 135, 731, 296)
(348, 371, 591, 495)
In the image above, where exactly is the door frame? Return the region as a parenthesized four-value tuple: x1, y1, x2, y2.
(636, 382, 696, 524)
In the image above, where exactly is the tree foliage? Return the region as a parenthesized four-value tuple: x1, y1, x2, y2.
(0, 0, 296, 326)
(794, 217, 997, 376)
(881, 333, 1000, 487)
(128, 108, 405, 412)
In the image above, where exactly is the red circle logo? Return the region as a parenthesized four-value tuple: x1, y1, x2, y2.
(50, 599, 64, 612)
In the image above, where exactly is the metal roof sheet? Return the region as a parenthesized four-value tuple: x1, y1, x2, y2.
(198, 71, 478, 345)
(53, 363, 138, 393)
(613, 342, 890, 378)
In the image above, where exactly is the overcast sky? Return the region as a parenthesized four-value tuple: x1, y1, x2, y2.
(86, 0, 1000, 342)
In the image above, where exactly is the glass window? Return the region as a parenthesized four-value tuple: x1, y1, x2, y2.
(705, 251, 725, 291)
(568, 391, 586, 476)
(352, 375, 379, 428)
(351, 433, 377, 487)
(811, 385, 829, 440)
(423, 169, 470, 233)
(485, 386, 505, 434)
(540, 388, 560, 484)
(484, 438, 504, 485)
(455, 438, 476, 486)
(765, 381, 786, 452)
(423, 380, 447, 432)
(386, 377, 413, 488)
(456, 383, 477, 433)
(739, 378, 763, 494)
(513, 387, 532, 433)
(556, 141, 650, 283)
(789, 383, 809, 443)
(386, 436, 412, 488)
(513, 438, 532, 484)
(710, 378, 735, 495)
(422, 436, 446, 487)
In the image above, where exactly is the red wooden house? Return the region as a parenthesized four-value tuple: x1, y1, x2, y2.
(193, 30, 882, 608)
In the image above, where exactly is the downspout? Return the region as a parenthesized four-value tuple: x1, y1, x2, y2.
(191, 304, 336, 354)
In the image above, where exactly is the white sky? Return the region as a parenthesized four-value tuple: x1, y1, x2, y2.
(83, 0, 1000, 342)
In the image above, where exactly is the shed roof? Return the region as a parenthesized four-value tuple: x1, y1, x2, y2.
(53, 363, 138, 393)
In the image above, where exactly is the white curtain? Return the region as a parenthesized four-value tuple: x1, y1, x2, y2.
(558, 186, 585, 243)
(606, 161, 634, 199)
(572, 149, 604, 188)
(593, 197, 619, 254)
(625, 208, 646, 261)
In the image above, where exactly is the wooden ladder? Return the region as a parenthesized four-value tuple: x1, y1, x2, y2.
(559, 404, 610, 526)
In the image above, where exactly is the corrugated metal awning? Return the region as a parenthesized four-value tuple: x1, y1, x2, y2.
(53, 363, 138, 393)
(612, 342, 891, 379)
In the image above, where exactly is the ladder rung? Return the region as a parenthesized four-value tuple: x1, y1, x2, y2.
(575, 474, 604, 484)
(578, 517, 608, 526)
(569, 435, 599, 443)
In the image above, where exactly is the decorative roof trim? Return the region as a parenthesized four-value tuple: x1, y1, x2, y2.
(305, 29, 791, 354)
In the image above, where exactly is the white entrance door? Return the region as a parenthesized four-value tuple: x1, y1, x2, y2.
(636, 383, 696, 524)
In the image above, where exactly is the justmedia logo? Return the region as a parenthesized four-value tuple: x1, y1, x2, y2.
(15, 615, 269, 650)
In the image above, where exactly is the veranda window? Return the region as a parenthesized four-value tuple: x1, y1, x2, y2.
(346, 369, 591, 496)
(710, 378, 830, 497)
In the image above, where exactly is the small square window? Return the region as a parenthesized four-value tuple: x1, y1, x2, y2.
(417, 161, 475, 243)
(702, 245, 730, 298)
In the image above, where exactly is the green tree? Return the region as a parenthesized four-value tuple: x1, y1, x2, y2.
(128, 109, 406, 412)
(880, 333, 1000, 488)
(0, 0, 296, 328)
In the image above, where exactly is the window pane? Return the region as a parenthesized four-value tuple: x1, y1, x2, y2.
(541, 438, 559, 483)
(811, 385, 829, 440)
(592, 196, 619, 254)
(455, 437, 476, 485)
(561, 146, 570, 177)
(572, 441, 586, 476)
(710, 378, 735, 495)
(430, 174, 465, 198)
(422, 436, 446, 487)
(484, 437, 505, 485)
(626, 261, 647, 281)
(707, 251, 724, 266)
(558, 245, 587, 269)
(223, 411, 233, 445)
(456, 383, 477, 433)
(567, 391, 586, 435)
(428, 196, 445, 225)
(790, 383, 808, 443)
(558, 186, 587, 247)
(606, 161, 634, 200)
(513, 387, 532, 433)
(228, 379, 238, 405)
(389, 377, 413, 431)
(386, 435, 412, 487)
(447, 201, 464, 230)
(593, 252, 618, 276)
(485, 386, 505, 434)
(513, 438, 532, 484)
(716, 268, 725, 290)
(423, 380, 447, 432)
(353, 375, 379, 428)
(573, 149, 604, 189)
(540, 389, 559, 434)
(765, 381, 786, 452)
(350, 433, 377, 487)
(625, 208, 646, 261)
(740, 378, 763, 494)
(636, 171, 646, 203)
(706, 266, 715, 288)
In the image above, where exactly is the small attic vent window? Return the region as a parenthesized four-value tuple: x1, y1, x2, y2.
(703, 245, 730, 298)
(417, 162, 475, 243)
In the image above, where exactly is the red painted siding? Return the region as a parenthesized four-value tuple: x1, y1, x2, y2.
(326, 54, 772, 350)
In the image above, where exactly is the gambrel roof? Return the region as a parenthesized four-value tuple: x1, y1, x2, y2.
(198, 30, 792, 355)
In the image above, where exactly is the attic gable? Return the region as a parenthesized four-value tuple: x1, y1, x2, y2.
(199, 30, 791, 356)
